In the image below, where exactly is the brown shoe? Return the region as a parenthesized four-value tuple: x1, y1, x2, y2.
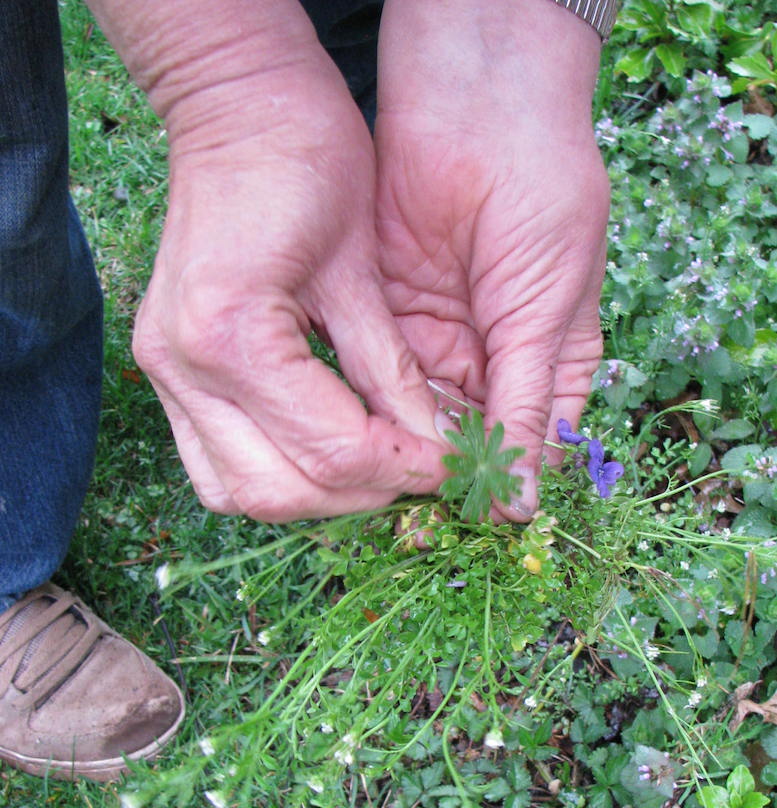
(0, 583, 185, 781)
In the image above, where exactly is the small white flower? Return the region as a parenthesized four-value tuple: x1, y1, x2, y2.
(697, 399, 719, 413)
(686, 691, 703, 709)
(696, 676, 708, 689)
(199, 737, 216, 757)
(644, 642, 660, 661)
(680, 561, 690, 571)
(320, 723, 334, 734)
(524, 695, 538, 709)
(204, 790, 228, 808)
(307, 777, 325, 794)
(637, 540, 649, 552)
(256, 629, 271, 646)
(334, 733, 356, 766)
(484, 728, 505, 749)
(154, 563, 171, 590)
(707, 567, 719, 579)
(721, 602, 737, 615)
(235, 583, 248, 602)
(334, 747, 354, 766)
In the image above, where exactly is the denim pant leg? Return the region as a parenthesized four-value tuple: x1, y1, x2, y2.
(0, 0, 103, 611)
(300, 0, 382, 129)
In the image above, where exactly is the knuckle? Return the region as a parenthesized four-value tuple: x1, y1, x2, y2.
(297, 439, 367, 488)
(229, 478, 304, 524)
(193, 484, 238, 516)
(173, 304, 234, 371)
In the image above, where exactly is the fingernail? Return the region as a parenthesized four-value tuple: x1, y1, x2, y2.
(510, 498, 535, 518)
(434, 409, 458, 442)
(508, 465, 537, 519)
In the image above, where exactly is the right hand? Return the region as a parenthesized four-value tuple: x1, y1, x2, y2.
(132, 44, 447, 523)
(374, 0, 610, 520)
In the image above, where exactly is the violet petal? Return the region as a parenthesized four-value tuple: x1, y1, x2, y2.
(557, 418, 588, 446)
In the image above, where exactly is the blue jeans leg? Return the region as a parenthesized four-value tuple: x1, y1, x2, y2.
(300, 0, 382, 129)
(0, 0, 103, 611)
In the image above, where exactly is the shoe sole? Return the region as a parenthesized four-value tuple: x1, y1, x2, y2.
(0, 690, 185, 782)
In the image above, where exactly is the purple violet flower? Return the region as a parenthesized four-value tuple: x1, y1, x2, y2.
(557, 419, 625, 498)
(587, 439, 624, 499)
(557, 419, 588, 446)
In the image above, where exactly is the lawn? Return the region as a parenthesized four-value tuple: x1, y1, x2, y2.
(2, 1, 776, 806)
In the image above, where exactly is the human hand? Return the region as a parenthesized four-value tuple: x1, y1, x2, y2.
(375, 0, 611, 519)
(121, 2, 448, 521)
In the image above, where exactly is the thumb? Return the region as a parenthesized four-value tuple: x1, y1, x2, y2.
(483, 311, 566, 522)
(485, 305, 604, 522)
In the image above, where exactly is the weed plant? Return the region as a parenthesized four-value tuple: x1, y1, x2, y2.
(114, 405, 777, 808)
(3, 1, 776, 807)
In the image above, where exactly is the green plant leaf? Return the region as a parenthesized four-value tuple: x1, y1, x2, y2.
(744, 113, 775, 139)
(727, 765, 756, 799)
(706, 164, 733, 186)
(504, 793, 532, 808)
(655, 43, 687, 76)
(741, 793, 770, 808)
(675, 2, 715, 38)
(721, 444, 762, 472)
(727, 329, 777, 368)
(710, 419, 756, 441)
(697, 784, 730, 808)
(440, 411, 524, 522)
(688, 442, 713, 478)
(587, 785, 613, 808)
(761, 727, 777, 759)
(483, 778, 512, 801)
(728, 53, 777, 81)
(759, 760, 777, 786)
(615, 48, 655, 81)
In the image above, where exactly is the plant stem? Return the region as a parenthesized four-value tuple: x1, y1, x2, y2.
(552, 526, 603, 560)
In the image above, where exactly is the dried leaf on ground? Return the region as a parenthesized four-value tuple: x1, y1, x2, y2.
(729, 683, 777, 732)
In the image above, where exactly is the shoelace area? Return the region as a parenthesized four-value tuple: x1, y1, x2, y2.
(0, 592, 102, 710)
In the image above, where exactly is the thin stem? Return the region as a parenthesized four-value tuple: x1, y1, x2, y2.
(552, 526, 603, 560)
(634, 469, 728, 507)
(612, 603, 719, 773)
(427, 379, 481, 413)
(482, 571, 502, 713)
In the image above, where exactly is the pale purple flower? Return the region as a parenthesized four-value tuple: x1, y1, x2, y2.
(446, 580, 467, 589)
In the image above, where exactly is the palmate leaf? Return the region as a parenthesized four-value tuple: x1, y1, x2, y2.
(440, 410, 525, 522)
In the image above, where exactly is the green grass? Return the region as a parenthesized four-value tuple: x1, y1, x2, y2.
(3, 2, 777, 807)
(3, 5, 269, 805)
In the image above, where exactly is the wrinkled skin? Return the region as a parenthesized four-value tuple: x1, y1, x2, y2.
(92, 0, 610, 524)
(375, 0, 611, 518)
(131, 38, 449, 523)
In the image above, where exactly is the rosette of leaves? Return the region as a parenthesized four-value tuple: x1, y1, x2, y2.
(440, 410, 524, 522)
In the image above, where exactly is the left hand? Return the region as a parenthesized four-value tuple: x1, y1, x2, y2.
(374, 0, 611, 520)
